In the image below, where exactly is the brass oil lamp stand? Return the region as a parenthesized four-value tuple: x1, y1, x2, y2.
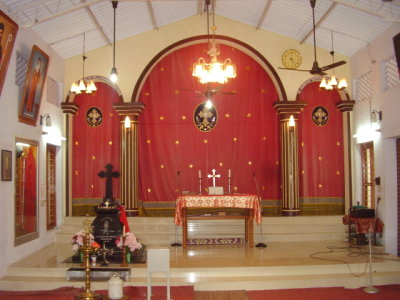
(76, 218, 103, 300)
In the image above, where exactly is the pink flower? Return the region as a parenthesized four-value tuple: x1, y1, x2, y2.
(71, 231, 95, 252)
(116, 232, 143, 252)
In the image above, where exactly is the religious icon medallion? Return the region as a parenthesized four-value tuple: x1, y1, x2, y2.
(312, 106, 328, 126)
(194, 102, 217, 132)
(86, 107, 102, 127)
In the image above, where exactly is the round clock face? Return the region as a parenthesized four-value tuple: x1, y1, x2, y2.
(281, 49, 302, 69)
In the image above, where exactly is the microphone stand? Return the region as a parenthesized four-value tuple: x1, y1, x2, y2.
(171, 171, 182, 247)
(253, 172, 267, 248)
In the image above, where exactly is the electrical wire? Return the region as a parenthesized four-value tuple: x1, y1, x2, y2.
(309, 244, 400, 278)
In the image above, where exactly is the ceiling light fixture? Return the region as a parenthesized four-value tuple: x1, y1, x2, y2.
(70, 33, 97, 94)
(192, 0, 236, 84)
(110, 1, 118, 83)
(319, 31, 348, 91)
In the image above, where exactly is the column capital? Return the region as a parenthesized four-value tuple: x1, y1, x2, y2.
(113, 102, 145, 116)
(61, 102, 79, 115)
(273, 101, 307, 119)
(336, 100, 355, 112)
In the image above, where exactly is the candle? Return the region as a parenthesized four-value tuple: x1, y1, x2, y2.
(228, 169, 231, 178)
(122, 225, 125, 236)
(199, 170, 201, 178)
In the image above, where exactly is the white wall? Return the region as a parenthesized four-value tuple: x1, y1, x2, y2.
(0, 12, 65, 277)
(351, 24, 400, 255)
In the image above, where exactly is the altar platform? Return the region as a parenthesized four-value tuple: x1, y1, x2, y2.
(0, 216, 399, 292)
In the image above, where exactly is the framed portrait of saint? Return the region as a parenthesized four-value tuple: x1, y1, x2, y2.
(18, 45, 49, 126)
(0, 10, 18, 97)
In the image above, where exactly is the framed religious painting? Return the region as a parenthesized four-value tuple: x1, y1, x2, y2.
(18, 45, 49, 126)
(393, 32, 400, 71)
(1, 149, 12, 181)
(0, 10, 18, 97)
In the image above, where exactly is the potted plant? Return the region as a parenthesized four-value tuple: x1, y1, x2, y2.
(116, 232, 144, 263)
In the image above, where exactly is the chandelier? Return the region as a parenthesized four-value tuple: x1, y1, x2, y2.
(319, 32, 347, 91)
(192, 0, 236, 84)
(70, 33, 97, 94)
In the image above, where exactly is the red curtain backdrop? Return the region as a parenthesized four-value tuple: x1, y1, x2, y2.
(24, 146, 37, 233)
(297, 82, 344, 198)
(138, 43, 280, 203)
(72, 82, 121, 202)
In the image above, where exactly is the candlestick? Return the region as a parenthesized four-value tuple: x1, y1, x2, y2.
(228, 177, 231, 194)
(199, 177, 202, 195)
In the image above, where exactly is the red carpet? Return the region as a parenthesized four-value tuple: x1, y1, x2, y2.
(0, 286, 195, 300)
(247, 285, 400, 300)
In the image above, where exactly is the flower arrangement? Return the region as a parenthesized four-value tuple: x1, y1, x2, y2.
(71, 231, 101, 252)
(116, 232, 143, 253)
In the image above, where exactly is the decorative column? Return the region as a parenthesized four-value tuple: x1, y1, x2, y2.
(336, 99, 355, 214)
(113, 102, 145, 216)
(61, 101, 80, 216)
(273, 102, 306, 216)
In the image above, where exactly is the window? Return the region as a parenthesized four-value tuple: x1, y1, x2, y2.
(360, 142, 375, 208)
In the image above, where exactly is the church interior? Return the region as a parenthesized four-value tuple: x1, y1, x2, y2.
(0, 0, 400, 297)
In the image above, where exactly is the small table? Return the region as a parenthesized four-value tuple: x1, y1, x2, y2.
(342, 215, 384, 245)
(174, 194, 262, 248)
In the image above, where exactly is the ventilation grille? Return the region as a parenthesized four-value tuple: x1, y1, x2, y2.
(15, 52, 28, 88)
(46, 76, 62, 107)
(355, 71, 372, 103)
(384, 57, 400, 90)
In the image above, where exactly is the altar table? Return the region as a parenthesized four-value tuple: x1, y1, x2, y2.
(174, 194, 261, 248)
(342, 215, 384, 245)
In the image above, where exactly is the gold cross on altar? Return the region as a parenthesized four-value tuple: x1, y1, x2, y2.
(207, 169, 221, 187)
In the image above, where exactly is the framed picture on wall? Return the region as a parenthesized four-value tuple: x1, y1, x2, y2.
(394, 32, 400, 71)
(0, 10, 18, 97)
(1, 149, 12, 181)
(18, 45, 49, 126)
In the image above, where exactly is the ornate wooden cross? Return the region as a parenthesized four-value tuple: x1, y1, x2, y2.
(207, 169, 221, 187)
(98, 163, 120, 203)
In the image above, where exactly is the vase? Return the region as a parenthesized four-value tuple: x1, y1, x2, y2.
(80, 251, 84, 263)
(126, 252, 131, 264)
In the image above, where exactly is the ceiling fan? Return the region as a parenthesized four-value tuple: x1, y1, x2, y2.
(278, 0, 346, 76)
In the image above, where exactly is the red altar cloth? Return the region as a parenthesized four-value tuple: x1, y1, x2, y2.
(342, 215, 384, 233)
(174, 194, 262, 225)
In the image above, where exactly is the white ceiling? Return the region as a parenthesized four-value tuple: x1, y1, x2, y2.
(2, 0, 400, 59)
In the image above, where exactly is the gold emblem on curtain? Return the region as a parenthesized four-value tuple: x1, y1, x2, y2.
(312, 106, 328, 126)
(86, 107, 103, 127)
(194, 102, 217, 132)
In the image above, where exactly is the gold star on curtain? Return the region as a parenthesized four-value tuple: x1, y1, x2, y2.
(246, 113, 252, 118)
(160, 164, 164, 169)
(318, 156, 323, 161)
(225, 114, 230, 118)
(337, 141, 341, 146)
(160, 67, 165, 71)
(75, 170, 78, 176)
(336, 170, 340, 175)
(145, 92, 150, 96)
(262, 136, 267, 141)
(203, 139, 208, 143)
(109, 141, 112, 145)
(181, 116, 187, 120)
(261, 88, 266, 93)
(75, 141, 79, 145)
(91, 185, 94, 189)
(318, 184, 322, 188)
(174, 90, 179, 94)
(146, 140, 151, 144)
(160, 116, 164, 120)
(91, 155, 96, 160)
(219, 162, 223, 166)
(248, 161, 253, 166)
(175, 140, 180, 145)
(110, 112, 114, 117)
(189, 164, 193, 168)
(147, 188, 151, 193)
(233, 137, 238, 142)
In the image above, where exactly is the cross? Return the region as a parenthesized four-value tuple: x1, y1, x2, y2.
(207, 169, 221, 187)
(98, 163, 120, 203)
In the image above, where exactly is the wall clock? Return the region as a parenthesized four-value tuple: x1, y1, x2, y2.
(281, 49, 302, 69)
